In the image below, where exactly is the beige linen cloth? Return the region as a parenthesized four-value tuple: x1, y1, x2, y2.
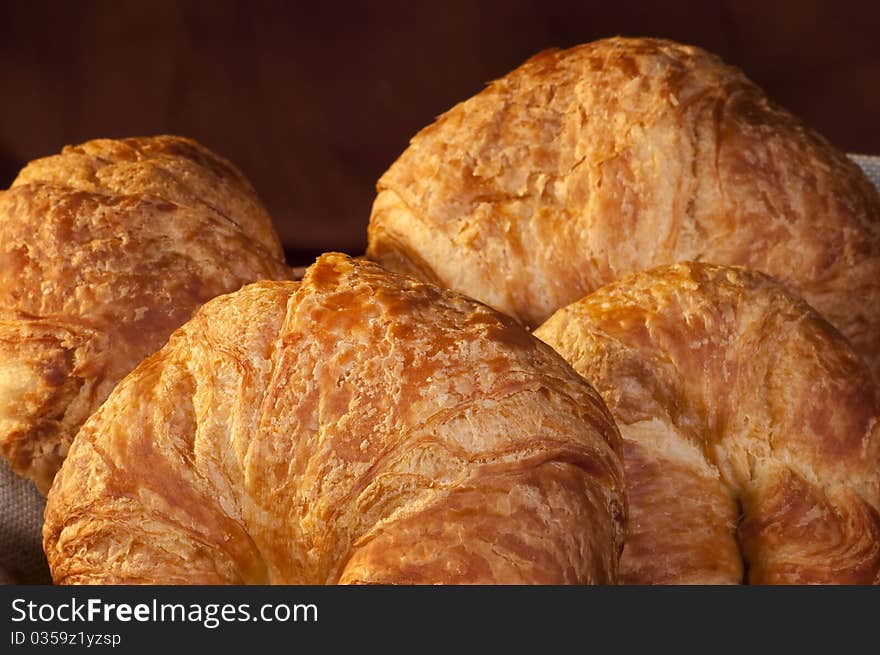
(2, 155, 880, 585)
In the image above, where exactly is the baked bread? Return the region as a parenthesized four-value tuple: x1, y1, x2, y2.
(534, 263, 880, 584)
(43, 253, 625, 585)
(367, 37, 880, 381)
(0, 136, 291, 493)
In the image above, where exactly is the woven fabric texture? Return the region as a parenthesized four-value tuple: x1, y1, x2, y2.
(1, 459, 50, 584)
(850, 154, 880, 190)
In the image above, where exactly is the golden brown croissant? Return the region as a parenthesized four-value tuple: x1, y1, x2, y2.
(534, 263, 880, 584)
(367, 37, 880, 381)
(43, 253, 625, 585)
(0, 135, 291, 493)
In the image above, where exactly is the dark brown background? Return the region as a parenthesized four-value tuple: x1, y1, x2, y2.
(1, 0, 878, 265)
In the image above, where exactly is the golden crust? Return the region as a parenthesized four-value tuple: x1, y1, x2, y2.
(534, 263, 880, 584)
(14, 135, 284, 259)
(0, 136, 290, 493)
(367, 37, 880, 380)
(43, 253, 626, 585)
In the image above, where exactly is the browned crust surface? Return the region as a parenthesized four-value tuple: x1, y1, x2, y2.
(368, 37, 880, 380)
(44, 253, 625, 585)
(535, 263, 880, 584)
(0, 136, 290, 492)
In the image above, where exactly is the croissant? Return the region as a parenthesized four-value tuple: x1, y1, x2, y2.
(534, 263, 880, 584)
(0, 135, 291, 493)
(43, 253, 625, 585)
(366, 37, 880, 381)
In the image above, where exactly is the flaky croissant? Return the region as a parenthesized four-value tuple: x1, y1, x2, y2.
(535, 263, 880, 584)
(43, 253, 625, 585)
(0, 135, 290, 493)
(367, 37, 880, 381)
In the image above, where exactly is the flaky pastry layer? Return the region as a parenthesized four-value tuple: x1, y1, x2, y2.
(536, 263, 880, 584)
(44, 253, 625, 585)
